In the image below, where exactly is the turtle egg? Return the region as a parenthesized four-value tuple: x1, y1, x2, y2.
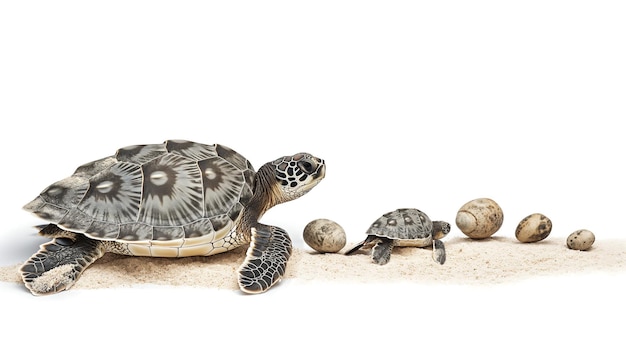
(567, 229, 595, 251)
(456, 198, 504, 239)
(515, 213, 552, 243)
(303, 219, 346, 253)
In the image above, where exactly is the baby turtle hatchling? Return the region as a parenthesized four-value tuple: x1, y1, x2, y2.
(20, 140, 325, 295)
(345, 208, 450, 265)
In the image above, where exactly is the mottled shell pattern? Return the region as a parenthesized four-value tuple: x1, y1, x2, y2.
(366, 208, 433, 240)
(23, 140, 255, 244)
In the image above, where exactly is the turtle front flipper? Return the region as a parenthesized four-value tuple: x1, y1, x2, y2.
(432, 239, 446, 265)
(371, 237, 395, 265)
(21, 227, 106, 296)
(431, 220, 450, 265)
(238, 224, 292, 294)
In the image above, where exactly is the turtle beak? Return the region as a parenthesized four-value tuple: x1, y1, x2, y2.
(295, 154, 325, 181)
(312, 158, 325, 180)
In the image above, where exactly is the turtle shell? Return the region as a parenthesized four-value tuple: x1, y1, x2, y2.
(23, 140, 255, 243)
(366, 208, 433, 240)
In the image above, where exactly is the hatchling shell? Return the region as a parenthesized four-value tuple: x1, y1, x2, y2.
(515, 213, 552, 243)
(567, 229, 595, 251)
(368, 208, 433, 240)
(456, 198, 504, 239)
(303, 218, 346, 253)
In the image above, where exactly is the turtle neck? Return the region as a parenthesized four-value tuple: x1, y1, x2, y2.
(236, 162, 280, 243)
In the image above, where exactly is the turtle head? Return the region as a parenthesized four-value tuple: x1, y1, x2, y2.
(432, 221, 451, 240)
(246, 153, 324, 220)
(268, 153, 326, 203)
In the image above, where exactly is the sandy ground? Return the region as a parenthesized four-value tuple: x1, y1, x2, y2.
(2, 236, 624, 292)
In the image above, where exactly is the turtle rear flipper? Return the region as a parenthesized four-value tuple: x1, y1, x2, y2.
(238, 225, 292, 294)
(344, 240, 366, 255)
(344, 235, 378, 255)
(21, 233, 105, 295)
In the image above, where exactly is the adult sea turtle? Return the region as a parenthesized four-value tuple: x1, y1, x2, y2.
(20, 140, 325, 295)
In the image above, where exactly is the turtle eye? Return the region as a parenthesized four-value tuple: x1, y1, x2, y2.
(298, 161, 314, 174)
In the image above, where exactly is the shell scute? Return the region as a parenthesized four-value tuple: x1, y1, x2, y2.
(165, 140, 218, 161)
(153, 226, 185, 241)
(183, 218, 215, 239)
(115, 143, 168, 164)
(209, 214, 234, 236)
(138, 153, 204, 226)
(35, 203, 69, 222)
(40, 177, 89, 209)
(74, 157, 117, 177)
(216, 144, 251, 170)
(57, 208, 94, 233)
(78, 162, 143, 224)
(119, 222, 154, 241)
(86, 220, 120, 239)
(228, 202, 244, 222)
(199, 156, 250, 218)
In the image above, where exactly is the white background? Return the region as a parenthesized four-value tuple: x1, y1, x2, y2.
(1, 1, 624, 350)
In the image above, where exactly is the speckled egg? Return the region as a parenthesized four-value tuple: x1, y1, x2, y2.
(515, 213, 552, 243)
(455, 198, 504, 239)
(303, 218, 346, 253)
(567, 229, 595, 251)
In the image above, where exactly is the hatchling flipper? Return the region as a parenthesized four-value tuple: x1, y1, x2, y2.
(371, 237, 394, 265)
(238, 225, 292, 294)
(431, 220, 449, 264)
(21, 225, 105, 295)
(432, 239, 446, 264)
